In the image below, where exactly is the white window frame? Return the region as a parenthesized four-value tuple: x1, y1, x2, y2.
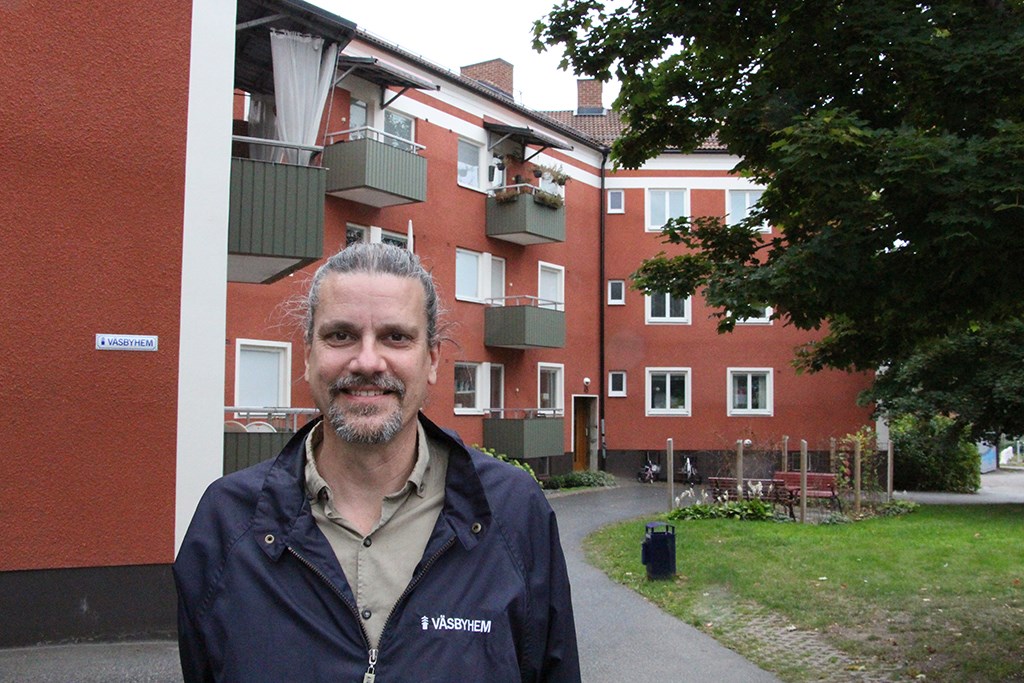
(454, 361, 503, 415)
(489, 363, 505, 413)
(645, 292, 692, 324)
(607, 189, 625, 214)
(234, 339, 292, 413)
(607, 279, 626, 305)
(735, 306, 774, 325)
(727, 367, 774, 416)
(646, 188, 688, 232)
(538, 363, 565, 415)
(608, 371, 627, 397)
(457, 138, 483, 189)
(728, 189, 770, 233)
(538, 261, 565, 311)
(455, 248, 505, 304)
(646, 367, 692, 416)
(383, 108, 415, 152)
(346, 223, 408, 249)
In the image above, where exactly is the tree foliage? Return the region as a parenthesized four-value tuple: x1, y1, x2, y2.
(534, 2, 1024, 385)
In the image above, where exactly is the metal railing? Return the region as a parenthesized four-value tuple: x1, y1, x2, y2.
(323, 126, 426, 154)
(224, 407, 320, 433)
(485, 294, 562, 309)
(486, 407, 565, 419)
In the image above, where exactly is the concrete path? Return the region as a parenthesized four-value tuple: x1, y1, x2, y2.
(549, 481, 781, 682)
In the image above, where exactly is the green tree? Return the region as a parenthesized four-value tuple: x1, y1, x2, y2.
(535, 3, 1024, 392)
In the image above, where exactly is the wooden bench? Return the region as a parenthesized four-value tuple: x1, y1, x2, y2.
(706, 477, 795, 518)
(775, 471, 842, 511)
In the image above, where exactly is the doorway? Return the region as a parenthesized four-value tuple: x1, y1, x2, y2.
(572, 395, 598, 471)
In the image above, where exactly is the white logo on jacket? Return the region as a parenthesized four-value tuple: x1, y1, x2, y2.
(421, 614, 492, 633)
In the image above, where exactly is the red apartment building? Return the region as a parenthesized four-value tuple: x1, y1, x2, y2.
(1, 0, 871, 644)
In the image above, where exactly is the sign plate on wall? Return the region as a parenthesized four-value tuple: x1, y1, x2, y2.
(95, 334, 159, 352)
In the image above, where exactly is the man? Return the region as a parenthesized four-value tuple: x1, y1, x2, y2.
(174, 243, 580, 682)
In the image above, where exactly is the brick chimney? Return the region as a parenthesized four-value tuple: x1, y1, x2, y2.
(461, 59, 514, 99)
(576, 78, 605, 115)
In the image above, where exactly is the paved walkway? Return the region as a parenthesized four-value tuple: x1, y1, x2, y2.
(2, 468, 1020, 682)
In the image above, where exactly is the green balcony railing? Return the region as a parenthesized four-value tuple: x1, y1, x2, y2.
(483, 410, 565, 461)
(486, 185, 566, 245)
(322, 131, 427, 207)
(484, 296, 566, 349)
(228, 157, 325, 284)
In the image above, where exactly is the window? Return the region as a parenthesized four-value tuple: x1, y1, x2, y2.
(646, 368, 691, 416)
(728, 368, 773, 416)
(538, 363, 564, 414)
(384, 109, 414, 152)
(607, 189, 624, 214)
(490, 364, 504, 413)
(345, 224, 408, 249)
(729, 189, 769, 232)
(608, 371, 626, 397)
(349, 99, 368, 139)
(455, 362, 503, 414)
(647, 189, 687, 232)
(455, 249, 505, 304)
(457, 139, 481, 188)
(235, 340, 291, 410)
(736, 306, 773, 325)
(645, 292, 691, 324)
(607, 280, 626, 305)
(538, 262, 565, 311)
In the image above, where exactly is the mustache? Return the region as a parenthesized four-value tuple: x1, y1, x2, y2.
(329, 374, 406, 399)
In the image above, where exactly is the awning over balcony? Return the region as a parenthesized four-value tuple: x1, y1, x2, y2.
(235, 0, 357, 97)
(484, 120, 573, 162)
(335, 56, 439, 107)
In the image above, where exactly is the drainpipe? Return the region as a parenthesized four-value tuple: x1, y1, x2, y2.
(598, 146, 609, 471)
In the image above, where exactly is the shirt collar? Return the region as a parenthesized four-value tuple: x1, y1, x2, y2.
(304, 420, 433, 503)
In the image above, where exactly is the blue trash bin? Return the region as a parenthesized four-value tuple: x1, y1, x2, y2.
(641, 522, 676, 580)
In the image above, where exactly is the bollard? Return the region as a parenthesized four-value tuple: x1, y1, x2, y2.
(641, 522, 676, 580)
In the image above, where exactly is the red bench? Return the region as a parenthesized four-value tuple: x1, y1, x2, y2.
(775, 471, 842, 511)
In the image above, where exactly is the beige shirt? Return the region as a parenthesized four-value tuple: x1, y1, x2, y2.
(304, 420, 448, 649)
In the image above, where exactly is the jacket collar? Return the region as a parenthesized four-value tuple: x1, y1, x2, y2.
(252, 413, 493, 561)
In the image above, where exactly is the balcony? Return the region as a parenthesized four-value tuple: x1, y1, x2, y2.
(228, 156, 325, 284)
(485, 296, 565, 349)
(323, 129, 427, 207)
(486, 184, 566, 245)
(483, 409, 565, 461)
(223, 407, 319, 475)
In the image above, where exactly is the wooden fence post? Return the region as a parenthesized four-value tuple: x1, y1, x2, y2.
(736, 439, 745, 496)
(800, 439, 808, 524)
(854, 439, 862, 516)
(666, 438, 674, 512)
(887, 440, 895, 502)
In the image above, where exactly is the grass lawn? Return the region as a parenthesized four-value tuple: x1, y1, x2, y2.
(585, 504, 1024, 682)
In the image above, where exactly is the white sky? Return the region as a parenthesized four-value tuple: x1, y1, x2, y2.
(311, 0, 619, 112)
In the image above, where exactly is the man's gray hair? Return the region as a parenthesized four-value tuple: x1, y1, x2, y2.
(302, 243, 443, 347)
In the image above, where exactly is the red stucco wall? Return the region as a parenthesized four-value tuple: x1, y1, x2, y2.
(0, 0, 193, 570)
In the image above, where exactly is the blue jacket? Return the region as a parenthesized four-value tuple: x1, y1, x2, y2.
(173, 414, 580, 682)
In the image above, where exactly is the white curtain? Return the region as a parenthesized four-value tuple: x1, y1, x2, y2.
(247, 94, 277, 162)
(269, 30, 338, 165)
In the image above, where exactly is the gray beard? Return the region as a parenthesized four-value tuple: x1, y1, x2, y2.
(326, 374, 406, 444)
(327, 402, 404, 444)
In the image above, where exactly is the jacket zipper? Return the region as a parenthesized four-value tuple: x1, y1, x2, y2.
(287, 545, 375, 679)
(288, 537, 455, 681)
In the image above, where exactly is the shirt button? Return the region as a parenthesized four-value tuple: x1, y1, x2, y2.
(362, 609, 372, 620)
(471, 522, 483, 534)
(363, 537, 372, 548)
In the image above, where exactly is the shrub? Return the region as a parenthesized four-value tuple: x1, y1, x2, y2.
(474, 445, 539, 484)
(542, 470, 617, 490)
(890, 414, 980, 493)
(667, 499, 776, 521)
(877, 500, 920, 517)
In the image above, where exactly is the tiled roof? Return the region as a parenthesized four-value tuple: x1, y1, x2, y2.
(542, 110, 726, 152)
